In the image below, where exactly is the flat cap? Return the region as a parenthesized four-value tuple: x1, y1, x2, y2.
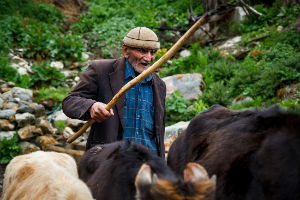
(123, 27, 160, 50)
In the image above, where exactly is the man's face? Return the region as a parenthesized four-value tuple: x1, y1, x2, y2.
(122, 44, 157, 73)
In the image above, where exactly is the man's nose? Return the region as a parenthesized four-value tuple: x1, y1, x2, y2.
(143, 51, 152, 62)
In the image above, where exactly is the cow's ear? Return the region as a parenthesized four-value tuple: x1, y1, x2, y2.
(184, 162, 209, 183)
(135, 164, 152, 187)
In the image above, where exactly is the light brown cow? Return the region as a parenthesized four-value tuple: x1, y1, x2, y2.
(1, 151, 94, 200)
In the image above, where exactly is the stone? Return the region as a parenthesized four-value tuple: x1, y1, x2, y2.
(162, 73, 205, 101)
(66, 118, 86, 132)
(0, 109, 16, 119)
(15, 113, 35, 127)
(18, 125, 42, 140)
(217, 36, 242, 50)
(17, 104, 35, 114)
(0, 97, 3, 107)
(277, 25, 283, 33)
(38, 136, 57, 150)
(0, 90, 13, 100)
(50, 110, 68, 123)
(7, 82, 15, 88)
(232, 96, 254, 104)
(0, 131, 15, 141)
(0, 119, 15, 131)
(3, 102, 19, 111)
(11, 87, 33, 101)
(164, 121, 189, 152)
(179, 49, 191, 58)
(50, 61, 64, 70)
(19, 141, 40, 154)
(82, 52, 89, 60)
(36, 118, 54, 135)
(63, 127, 75, 139)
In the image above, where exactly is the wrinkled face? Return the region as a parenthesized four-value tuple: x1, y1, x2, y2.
(122, 44, 157, 73)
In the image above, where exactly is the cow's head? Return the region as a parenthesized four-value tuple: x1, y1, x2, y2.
(135, 162, 216, 200)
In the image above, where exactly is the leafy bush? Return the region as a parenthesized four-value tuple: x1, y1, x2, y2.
(165, 91, 194, 125)
(54, 120, 67, 131)
(202, 81, 231, 106)
(30, 62, 66, 87)
(0, 54, 32, 88)
(34, 87, 71, 103)
(0, 134, 23, 164)
(20, 22, 85, 61)
(278, 92, 300, 112)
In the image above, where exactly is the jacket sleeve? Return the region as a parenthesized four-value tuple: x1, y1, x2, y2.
(62, 64, 98, 120)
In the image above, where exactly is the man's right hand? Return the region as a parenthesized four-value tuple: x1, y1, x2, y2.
(90, 102, 114, 123)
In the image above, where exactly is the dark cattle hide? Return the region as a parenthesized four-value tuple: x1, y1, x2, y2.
(78, 140, 215, 200)
(167, 105, 300, 200)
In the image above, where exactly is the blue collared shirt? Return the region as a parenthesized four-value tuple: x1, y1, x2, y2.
(123, 59, 157, 155)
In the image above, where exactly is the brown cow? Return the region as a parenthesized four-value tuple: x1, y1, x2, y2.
(78, 140, 216, 200)
(167, 105, 300, 200)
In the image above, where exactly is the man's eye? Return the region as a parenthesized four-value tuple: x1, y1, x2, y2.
(151, 50, 157, 54)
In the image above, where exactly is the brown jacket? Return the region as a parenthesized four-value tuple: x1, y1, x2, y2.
(62, 57, 166, 158)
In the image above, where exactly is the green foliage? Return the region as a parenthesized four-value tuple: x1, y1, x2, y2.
(202, 81, 231, 106)
(278, 93, 300, 112)
(34, 87, 71, 103)
(20, 22, 85, 61)
(233, 0, 299, 33)
(0, 133, 23, 164)
(0, 53, 31, 88)
(54, 120, 67, 131)
(71, 0, 203, 56)
(193, 99, 209, 115)
(165, 91, 194, 126)
(30, 62, 66, 87)
(20, 3, 64, 24)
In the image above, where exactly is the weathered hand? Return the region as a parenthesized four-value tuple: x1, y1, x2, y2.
(90, 102, 114, 123)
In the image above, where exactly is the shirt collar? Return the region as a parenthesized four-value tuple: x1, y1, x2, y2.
(125, 59, 152, 83)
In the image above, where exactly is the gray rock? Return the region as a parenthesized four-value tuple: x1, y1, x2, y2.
(12, 87, 33, 101)
(0, 109, 16, 119)
(3, 102, 19, 111)
(17, 104, 35, 114)
(36, 118, 54, 135)
(0, 90, 13, 100)
(0, 97, 3, 107)
(0, 119, 15, 131)
(162, 73, 205, 101)
(0, 131, 15, 141)
(51, 110, 68, 123)
(232, 96, 254, 105)
(179, 49, 191, 58)
(19, 141, 40, 153)
(164, 121, 189, 152)
(18, 125, 42, 140)
(7, 82, 15, 88)
(15, 113, 35, 127)
(66, 118, 86, 132)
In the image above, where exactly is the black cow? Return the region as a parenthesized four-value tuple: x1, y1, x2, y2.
(78, 140, 215, 200)
(167, 105, 300, 200)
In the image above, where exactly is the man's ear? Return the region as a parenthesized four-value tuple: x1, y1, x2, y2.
(122, 44, 130, 58)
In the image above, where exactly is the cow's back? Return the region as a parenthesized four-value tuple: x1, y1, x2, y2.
(167, 106, 300, 200)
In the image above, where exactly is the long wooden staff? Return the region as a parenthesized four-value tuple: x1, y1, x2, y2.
(67, 14, 208, 143)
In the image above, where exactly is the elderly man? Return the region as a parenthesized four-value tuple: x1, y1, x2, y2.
(62, 27, 166, 158)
